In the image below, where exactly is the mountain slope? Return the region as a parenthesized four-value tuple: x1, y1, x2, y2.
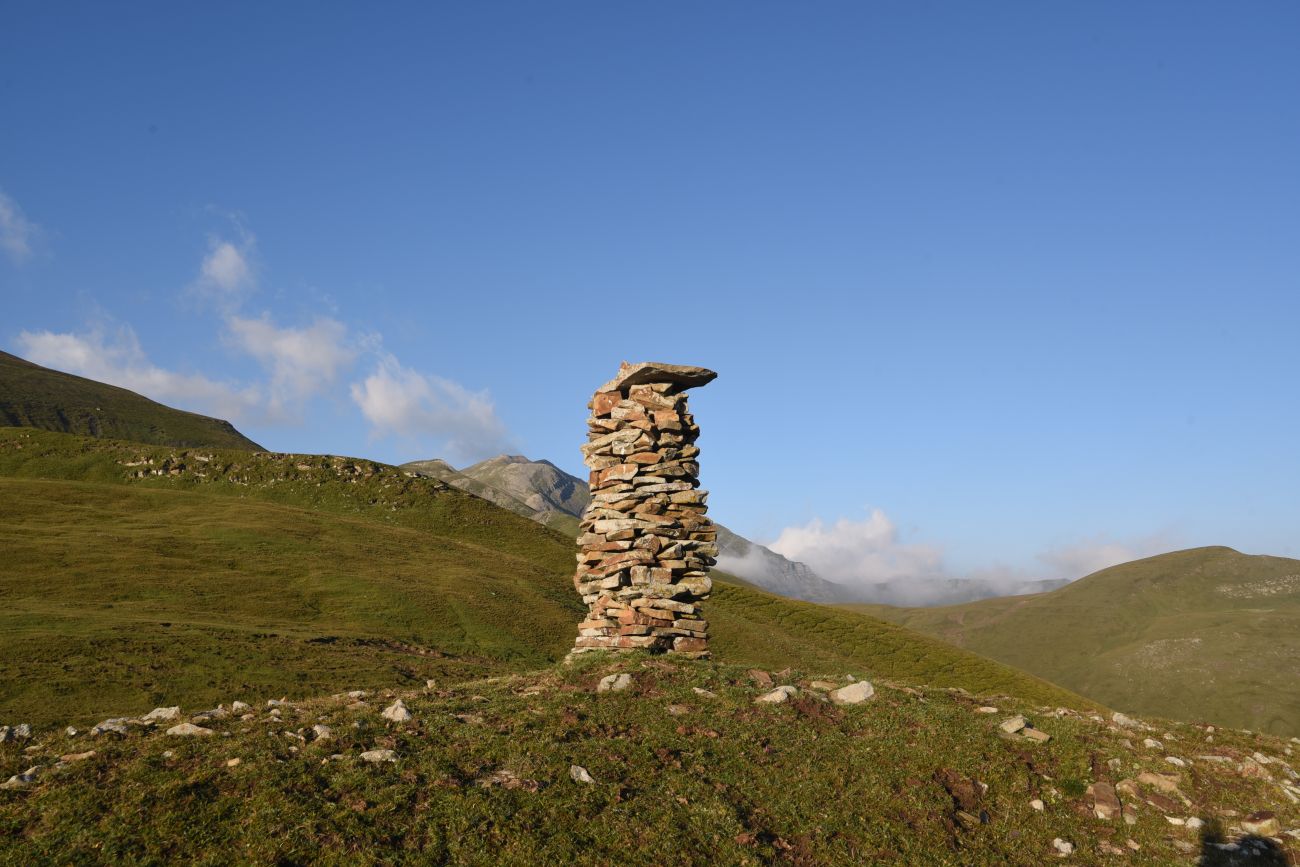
(406, 453, 849, 603)
(858, 547, 1300, 736)
(0, 427, 1096, 726)
(0, 349, 262, 450)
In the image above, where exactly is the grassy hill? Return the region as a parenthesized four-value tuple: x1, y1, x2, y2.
(3, 656, 1296, 865)
(855, 547, 1300, 737)
(0, 427, 1095, 728)
(0, 349, 262, 450)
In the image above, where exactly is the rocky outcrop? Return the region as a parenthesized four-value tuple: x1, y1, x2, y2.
(570, 362, 718, 658)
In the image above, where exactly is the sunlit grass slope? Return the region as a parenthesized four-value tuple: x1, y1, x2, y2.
(855, 547, 1300, 736)
(1, 428, 1094, 726)
(0, 350, 262, 450)
(3, 657, 1295, 866)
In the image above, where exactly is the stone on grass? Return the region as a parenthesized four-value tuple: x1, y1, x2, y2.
(1052, 838, 1074, 856)
(829, 681, 875, 705)
(1022, 727, 1051, 743)
(1030, 798, 1045, 811)
(381, 699, 412, 722)
(1, 767, 39, 790)
(976, 706, 999, 714)
(570, 764, 595, 784)
(809, 681, 838, 691)
(691, 687, 716, 698)
(1089, 782, 1121, 820)
(597, 673, 632, 693)
(1240, 811, 1280, 836)
(231, 701, 250, 713)
(360, 749, 397, 763)
(665, 704, 690, 716)
(59, 750, 95, 763)
(65, 727, 78, 737)
(1143, 738, 1163, 750)
(167, 723, 215, 737)
(142, 707, 181, 722)
(312, 724, 333, 741)
(999, 715, 1027, 734)
(755, 686, 798, 704)
(92, 718, 131, 737)
(747, 669, 773, 687)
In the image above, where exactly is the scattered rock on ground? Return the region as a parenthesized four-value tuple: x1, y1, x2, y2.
(92, 719, 131, 737)
(381, 699, 412, 722)
(1052, 837, 1074, 856)
(755, 686, 798, 704)
(691, 687, 716, 698)
(166, 723, 215, 737)
(999, 716, 1027, 734)
(142, 707, 181, 722)
(1088, 782, 1121, 820)
(747, 669, 773, 688)
(829, 681, 875, 705)
(59, 750, 95, 762)
(597, 673, 632, 693)
(360, 749, 397, 763)
(570, 764, 594, 784)
(1240, 811, 1281, 836)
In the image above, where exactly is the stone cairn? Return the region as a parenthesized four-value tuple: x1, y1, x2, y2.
(570, 361, 718, 659)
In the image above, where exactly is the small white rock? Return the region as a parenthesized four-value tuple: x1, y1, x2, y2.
(1052, 837, 1074, 856)
(570, 764, 594, 784)
(231, 701, 250, 713)
(829, 681, 875, 705)
(142, 707, 181, 722)
(1165, 756, 1187, 767)
(381, 699, 412, 722)
(166, 722, 215, 737)
(1030, 799, 1045, 811)
(755, 685, 798, 704)
(360, 749, 397, 763)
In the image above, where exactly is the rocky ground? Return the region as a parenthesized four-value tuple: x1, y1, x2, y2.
(2, 657, 1296, 865)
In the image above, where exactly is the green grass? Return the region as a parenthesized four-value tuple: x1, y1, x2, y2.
(0, 427, 1095, 727)
(853, 547, 1300, 736)
(2, 657, 1295, 865)
(0, 350, 262, 450)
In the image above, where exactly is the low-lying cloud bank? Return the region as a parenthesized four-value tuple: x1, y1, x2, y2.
(767, 509, 1176, 606)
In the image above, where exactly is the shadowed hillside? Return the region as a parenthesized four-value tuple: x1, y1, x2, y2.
(0, 350, 262, 450)
(856, 547, 1300, 736)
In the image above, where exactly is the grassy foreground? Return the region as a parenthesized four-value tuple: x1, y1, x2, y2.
(2, 657, 1297, 865)
(854, 547, 1300, 737)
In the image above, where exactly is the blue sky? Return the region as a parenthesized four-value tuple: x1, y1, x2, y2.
(3, 2, 1297, 589)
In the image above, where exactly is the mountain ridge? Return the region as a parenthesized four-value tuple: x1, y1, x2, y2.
(0, 349, 262, 451)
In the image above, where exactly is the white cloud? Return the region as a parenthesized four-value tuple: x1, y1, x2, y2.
(0, 189, 38, 264)
(16, 325, 264, 423)
(192, 231, 255, 302)
(224, 314, 356, 414)
(350, 353, 510, 461)
(767, 509, 947, 587)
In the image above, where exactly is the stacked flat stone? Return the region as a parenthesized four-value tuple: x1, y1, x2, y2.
(571, 361, 718, 659)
